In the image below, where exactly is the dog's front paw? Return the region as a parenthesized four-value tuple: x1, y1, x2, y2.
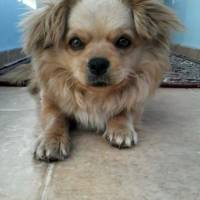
(34, 134, 70, 162)
(103, 126, 138, 148)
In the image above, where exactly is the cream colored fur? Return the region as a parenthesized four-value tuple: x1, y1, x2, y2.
(18, 0, 181, 162)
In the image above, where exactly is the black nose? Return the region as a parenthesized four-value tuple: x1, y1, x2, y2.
(88, 57, 110, 76)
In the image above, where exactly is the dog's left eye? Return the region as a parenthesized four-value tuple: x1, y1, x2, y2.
(69, 37, 85, 50)
(115, 36, 132, 49)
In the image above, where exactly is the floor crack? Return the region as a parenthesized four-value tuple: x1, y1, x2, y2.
(40, 164, 55, 200)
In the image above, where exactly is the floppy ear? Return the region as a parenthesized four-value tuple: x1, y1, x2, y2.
(20, 0, 75, 54)
(131, 0, 182, 44)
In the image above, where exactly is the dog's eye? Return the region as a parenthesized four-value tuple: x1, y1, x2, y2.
(115, 36, 132, 49)
(69, 37, 85, 50)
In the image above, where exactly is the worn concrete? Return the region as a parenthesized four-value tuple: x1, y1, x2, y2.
(0, 87, 200, 200)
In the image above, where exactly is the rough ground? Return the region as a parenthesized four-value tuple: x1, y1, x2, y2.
(0, 87, 200, 200)
(162, 54, 200, 88)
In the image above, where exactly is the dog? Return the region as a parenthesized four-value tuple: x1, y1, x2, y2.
(19, 0, 181, 162)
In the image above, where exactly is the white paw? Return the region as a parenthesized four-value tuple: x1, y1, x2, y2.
(34, 135, 70, 162)
(103, 127, 138, 148)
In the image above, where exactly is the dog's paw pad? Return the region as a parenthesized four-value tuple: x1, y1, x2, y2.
(34, 136, 70, 162)
(103, 128, 138, 148)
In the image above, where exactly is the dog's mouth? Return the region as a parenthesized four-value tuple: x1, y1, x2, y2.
(90, 81, 109, 87)
(87, 75, 111, 87)
(76, 76, 129, 92)
(91, 82, 108, 87)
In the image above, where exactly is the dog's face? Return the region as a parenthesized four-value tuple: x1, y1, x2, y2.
(22, 0, 180, 88)
(66, 0, 138, 87)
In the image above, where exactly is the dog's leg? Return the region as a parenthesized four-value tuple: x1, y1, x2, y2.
(133, 104, 144, 132)
(34, 94, 70, 162)
(103, 112, 138, 148)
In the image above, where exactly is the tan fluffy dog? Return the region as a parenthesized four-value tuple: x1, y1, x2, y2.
(21, 0, 180, 162)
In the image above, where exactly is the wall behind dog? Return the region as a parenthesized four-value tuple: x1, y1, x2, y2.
(165, 0, 200, 49)
(0, 0, 37, 52)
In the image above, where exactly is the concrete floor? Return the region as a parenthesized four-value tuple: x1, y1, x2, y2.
(0, 87, 200, 200)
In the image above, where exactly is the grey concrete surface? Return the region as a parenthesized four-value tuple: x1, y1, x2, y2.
(0, 87, 200, 200)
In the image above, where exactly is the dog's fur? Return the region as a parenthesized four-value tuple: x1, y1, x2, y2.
(20, 0, 181, 162)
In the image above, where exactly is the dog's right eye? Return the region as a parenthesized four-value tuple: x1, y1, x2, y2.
(69, 37, 85, 51)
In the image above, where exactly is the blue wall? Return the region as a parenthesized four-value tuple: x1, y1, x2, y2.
(165, 0, 200, 49)
(0, 0, 34, 52)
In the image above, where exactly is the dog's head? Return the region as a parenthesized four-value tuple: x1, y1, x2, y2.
(21, 0, 181, 88)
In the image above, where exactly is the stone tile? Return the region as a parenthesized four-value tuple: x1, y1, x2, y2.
(0, 87, 47, 200)
(0, 87, 35, 111)
(0, 87, 200, 200)
(0, 110, 48, 200)
(45, 89, 200, 200)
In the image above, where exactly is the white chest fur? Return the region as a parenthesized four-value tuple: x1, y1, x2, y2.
(74, 108, 108, 131)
